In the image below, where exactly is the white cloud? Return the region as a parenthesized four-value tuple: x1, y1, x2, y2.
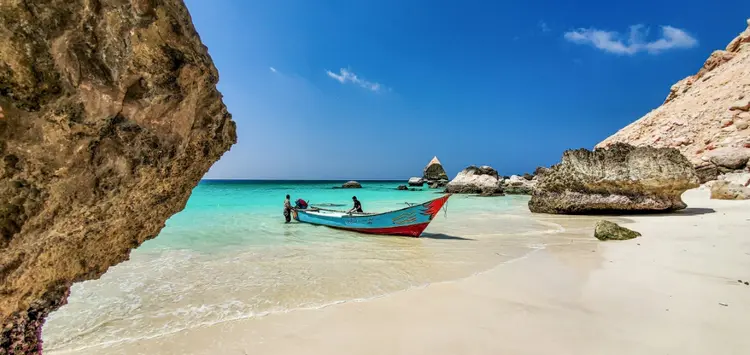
(325, 68, 384, 92)
(269, 67, 277, 73)
(564, 25, 697, 55)
(539, 21, 550, 33)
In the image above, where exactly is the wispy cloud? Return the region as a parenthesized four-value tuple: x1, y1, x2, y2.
(269, 67, 277, 73)
(325, 68, 385, 92)
(564, 25, 697, 55)
(539, 21, 551, 33)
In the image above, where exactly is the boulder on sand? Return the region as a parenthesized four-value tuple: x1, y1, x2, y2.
(445, 166, 504, 195)
(528, 144, 700, 214)
(594, 220, 642, 241)
(423, 156, 449, 181)
(342, 181, 362, 188)
(710, 180, 750, 200)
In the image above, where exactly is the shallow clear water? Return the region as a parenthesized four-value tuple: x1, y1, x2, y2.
(43, 181, 556, 353)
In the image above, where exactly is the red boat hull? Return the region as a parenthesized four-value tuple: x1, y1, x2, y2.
(330, 222, 431, 237)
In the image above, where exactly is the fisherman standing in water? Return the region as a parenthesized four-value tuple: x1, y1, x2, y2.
(283, 194, 293, 223)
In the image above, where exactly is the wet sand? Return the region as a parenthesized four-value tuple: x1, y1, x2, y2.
(53, 189, 750, 355)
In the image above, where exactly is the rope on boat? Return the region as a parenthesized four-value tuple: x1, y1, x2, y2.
(442, 199, 449, 218)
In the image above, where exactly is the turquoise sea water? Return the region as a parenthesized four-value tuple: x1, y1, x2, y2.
(44, 180, 558, 353)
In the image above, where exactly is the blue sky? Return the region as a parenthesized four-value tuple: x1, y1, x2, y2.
(186, 0, 750, 180)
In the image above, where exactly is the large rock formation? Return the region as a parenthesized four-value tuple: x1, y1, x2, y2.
(528, 144, 700, 214)
(0, 1, 236, 353)
(597, 19, 750, 175)
(423, 156, 448, 181)
(445, 165, 504, 196)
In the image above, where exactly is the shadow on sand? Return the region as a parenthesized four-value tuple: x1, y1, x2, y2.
(670, 207, 717, 216)
(420, 233, 475, 241)
(551, 207, 717, 218)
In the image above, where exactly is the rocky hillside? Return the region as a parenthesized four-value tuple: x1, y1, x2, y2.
(597, 19, 750, 168)
(0, 1, 236, 353)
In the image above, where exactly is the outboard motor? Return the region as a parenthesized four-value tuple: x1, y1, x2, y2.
(295, 199, 309, 209)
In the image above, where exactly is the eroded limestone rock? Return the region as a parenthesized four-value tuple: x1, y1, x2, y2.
(528, 144, 699, 214)
(0, 1, 236, 352)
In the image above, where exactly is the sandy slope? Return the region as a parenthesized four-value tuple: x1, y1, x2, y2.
(56, 189, 750, 355)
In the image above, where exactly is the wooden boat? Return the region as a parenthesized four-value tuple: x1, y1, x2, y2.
(293, 194, 451, 237)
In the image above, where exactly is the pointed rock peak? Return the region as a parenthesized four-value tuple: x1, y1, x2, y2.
(428, 156, 441, 166)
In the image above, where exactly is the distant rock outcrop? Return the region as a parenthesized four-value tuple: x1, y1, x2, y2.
(423, 156, 449, 181)
(0, 1, 236, 352)
(429, 179, 448, 189)
(594, 220, 641, 241)
(597, 19, 750, 180)
(528, 144, 700, 214)
(502, 175, 537, 195)
(342, 181, 362, 188)
(397, 185, 409, 191)
(445, 166, 504, 196)
(408, 177, 425, 186)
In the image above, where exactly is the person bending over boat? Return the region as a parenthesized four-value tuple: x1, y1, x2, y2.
(283, 194, 292, 223)
(348, 196, 363, 214)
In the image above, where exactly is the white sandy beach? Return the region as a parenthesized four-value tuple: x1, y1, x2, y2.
(56, 189, 750, 355)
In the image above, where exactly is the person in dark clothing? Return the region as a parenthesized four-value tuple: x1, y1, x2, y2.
(348, 196, 363, 214)
(283, 194, 292, 223)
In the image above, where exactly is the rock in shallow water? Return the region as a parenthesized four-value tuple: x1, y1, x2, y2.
(594, 220, 641, 241)
(407, 177, 424, 186)
(0, 0, 236, 352)
(342, 181, 362, 188)
(528, 144, 700, 214)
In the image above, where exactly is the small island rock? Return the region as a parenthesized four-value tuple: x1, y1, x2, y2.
(342, 181, 362, 188)
(594, 220, 642, 241)
(397, 185, 409, 191)
(408, 177, 425, 186)
(423, 156, 449, 181)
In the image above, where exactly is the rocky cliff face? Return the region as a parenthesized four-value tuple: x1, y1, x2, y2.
(597, 19, 750, 172)
(0, 1, 236, 353)
(529, 144, 699, 214)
